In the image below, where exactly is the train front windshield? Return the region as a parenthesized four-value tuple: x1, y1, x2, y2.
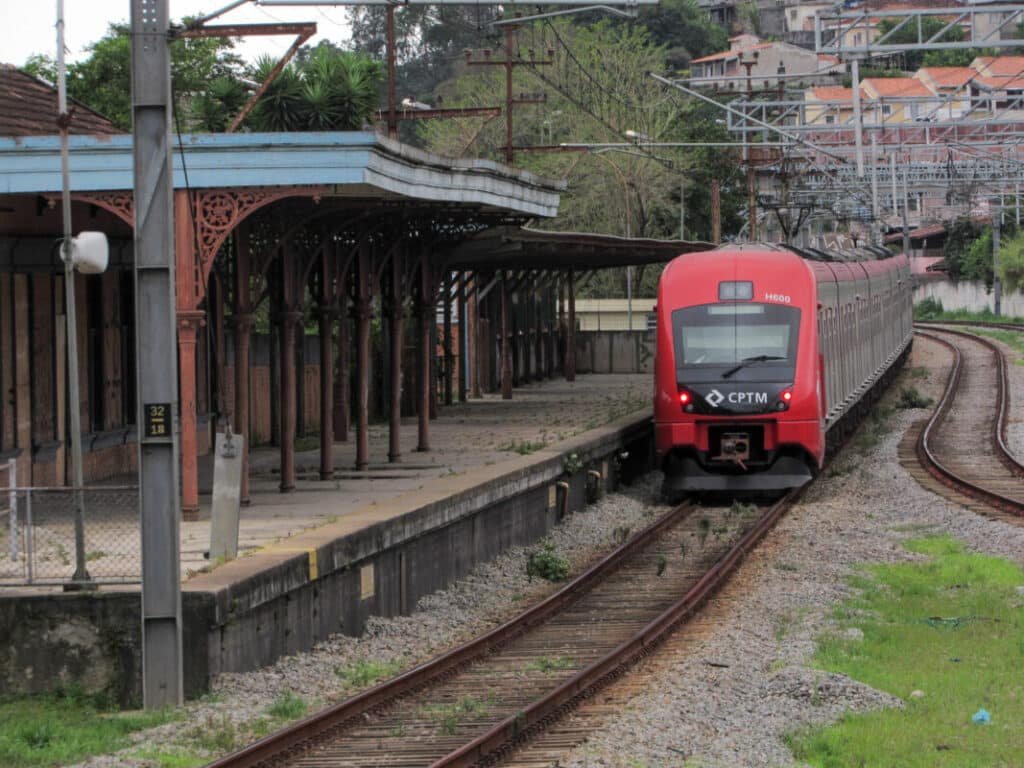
(672, 303, 800, 381)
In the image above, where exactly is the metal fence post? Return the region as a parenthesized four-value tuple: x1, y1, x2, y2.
(8, 459, 15, 561)
(25, 490, 33, 584)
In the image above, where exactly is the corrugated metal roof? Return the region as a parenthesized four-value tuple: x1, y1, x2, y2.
(0, 64, 122, 137)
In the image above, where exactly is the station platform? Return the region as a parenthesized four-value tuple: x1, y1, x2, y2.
(184, 374, 649, 576)
(2, 374, 655, 704)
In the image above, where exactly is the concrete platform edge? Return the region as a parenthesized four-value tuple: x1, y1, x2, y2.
(0, 412, 653, 706)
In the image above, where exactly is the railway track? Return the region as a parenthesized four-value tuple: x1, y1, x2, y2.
(905, 324, 1024, 517)
(206, 491, 800, 768)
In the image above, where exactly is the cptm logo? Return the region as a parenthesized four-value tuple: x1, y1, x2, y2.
(706, 389, 725, 407)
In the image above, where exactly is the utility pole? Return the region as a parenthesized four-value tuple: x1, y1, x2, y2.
(870, 134, 880, 245)
(131, 0, 183, 709)
(465, 25, 550, 164)
(385, 4, 398, 138)
(740, 52, 758, 241)
(679, 179, 686, 240)
(850, 57, 865, 179)
(901, 162, 911, 256)
(711, 178, 722, 244)
(993, 198, 1002, 317)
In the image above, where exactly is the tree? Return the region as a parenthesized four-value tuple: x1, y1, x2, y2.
(416, 19, 742, 298)
(247, 45, 383, 132)
(875, 18, 965, 71)
(21, 22, 245, 131)
(998, 230, 1024, 293)
(631, 0, 729, 70)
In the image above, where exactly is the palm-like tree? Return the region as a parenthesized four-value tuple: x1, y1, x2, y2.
(248, 46, 383, 132)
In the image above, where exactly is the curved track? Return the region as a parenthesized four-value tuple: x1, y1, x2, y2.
(912, 325, 1024, 516)
(206, 492, 798, 768)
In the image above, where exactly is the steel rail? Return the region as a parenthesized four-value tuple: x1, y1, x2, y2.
(914, 327, 1024, 515)
(204, 498, 702, 768)
(429, 489, 799, 768)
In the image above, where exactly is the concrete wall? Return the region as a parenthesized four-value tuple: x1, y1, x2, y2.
(914, 279, 1024, 317)
(576, 331, 656, 374)
(0, 415, 653, 706)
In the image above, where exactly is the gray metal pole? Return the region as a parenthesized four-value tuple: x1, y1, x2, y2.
(890, 153, 898, 220)
(132, 0, 183, 708)
(851, 58, 865, 179)
(625, 219, 632, 332)
(679, 180, 685, 240)
(870, 135, 880, 244)
(56, 0, 91, 587)
(901, 164, 911, 255)
(993, 200, 1002, 317)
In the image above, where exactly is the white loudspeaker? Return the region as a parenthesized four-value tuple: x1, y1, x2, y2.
(71, 231, 109, 274)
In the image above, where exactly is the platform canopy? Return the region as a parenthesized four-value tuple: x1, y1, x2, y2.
(0, 131, 562, 218)
(448, 226, 714, 269)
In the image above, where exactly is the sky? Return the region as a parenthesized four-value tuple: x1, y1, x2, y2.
(0, 1, 352, 68)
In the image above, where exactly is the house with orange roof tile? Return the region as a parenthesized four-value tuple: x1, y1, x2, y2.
(802, 85, 855, 125)
(860, 77, 939, 122)
(689, 35, 843, 91)
(915, 67, 974, 118)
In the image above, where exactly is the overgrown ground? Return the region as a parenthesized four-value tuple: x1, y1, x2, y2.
(0, 691, 175, 768)
(789, 535, 1024, 767)
(913, 299, 1024, 325)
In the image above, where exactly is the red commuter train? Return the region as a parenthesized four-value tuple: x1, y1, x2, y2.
(654, 243, 912, 496)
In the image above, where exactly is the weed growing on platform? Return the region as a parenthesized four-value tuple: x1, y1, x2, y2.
(0, 689, 176, 767)
(335, 659, 401, 689)
(526, 539, 570, 582)
(498, 439, 547, 455)
(266, 693, 307, 721)
(897, 386, 934, 410)
(788, 535, 1024, 767)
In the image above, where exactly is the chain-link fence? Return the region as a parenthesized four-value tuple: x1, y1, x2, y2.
(0, 485, 140, 587)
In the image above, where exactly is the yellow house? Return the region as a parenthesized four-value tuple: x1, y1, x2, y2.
(860, 77, 938, 123)
(803, 86, 854, 125)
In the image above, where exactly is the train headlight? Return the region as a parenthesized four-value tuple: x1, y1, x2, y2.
(776, 388, 793, 411)
(679, 389, 695, 413)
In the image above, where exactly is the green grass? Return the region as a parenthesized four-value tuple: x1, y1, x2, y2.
(970, 328, 1024, 365)
(335, 659, 402, 688)
(265, 692, 307, 720)
(422, 695, 493, 735)
(129, 747, 206, 768)
(527, 656, 574, 674)
(913, 300, 1024, 325)
(498, 439, 547, 455)
(788, 535, 1024, 767)
(0, 690, 177, 768)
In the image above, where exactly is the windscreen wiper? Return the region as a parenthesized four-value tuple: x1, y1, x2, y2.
(721, 355, 787, 379)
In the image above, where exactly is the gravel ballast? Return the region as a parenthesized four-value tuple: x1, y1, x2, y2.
(71, 476, 670, 767)
(560, 337, 1024, 768)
